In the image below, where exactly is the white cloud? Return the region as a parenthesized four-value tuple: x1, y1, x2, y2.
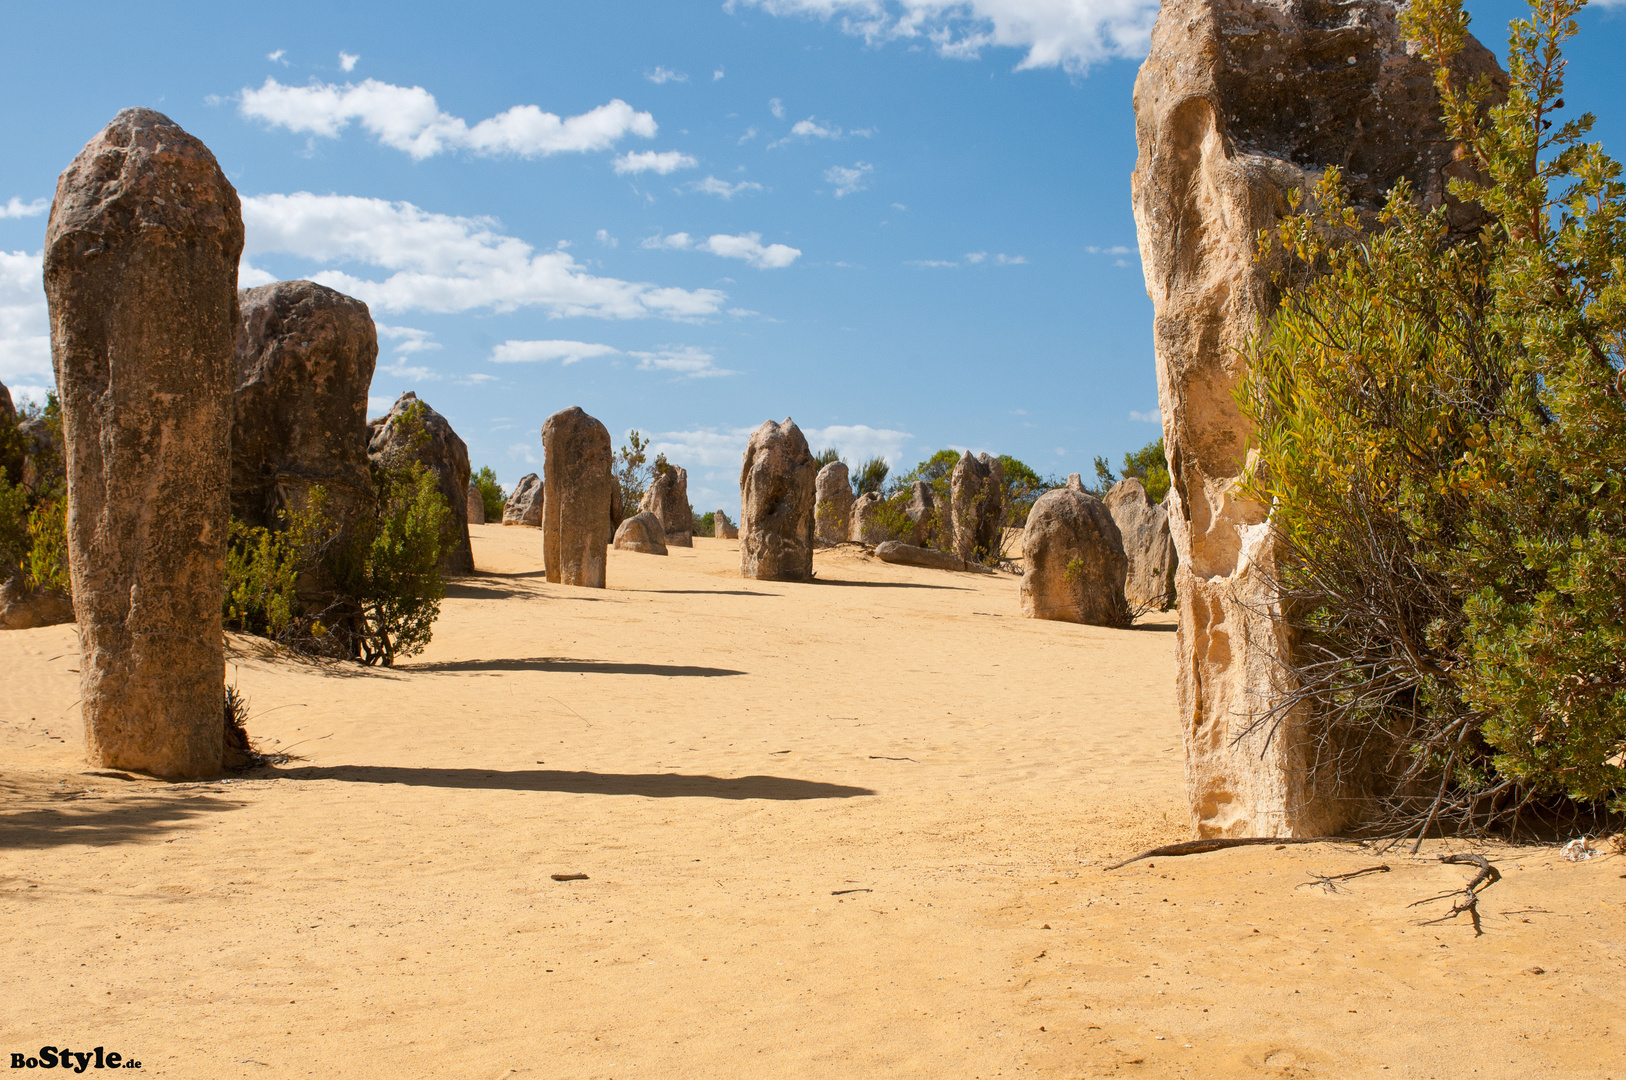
(509, 441, 540, 464)
(995, 253, 1027, 264)
(380, 358, 439, 381)
(905, 259, 959, 268)
(238, 261, 278, 287)
(788, 116, 839, 139)
(728, 0, 1155, 74)
(802, 423, 913, 467)
(907, 251, 1024, 267)
(1129, 408, 1161, 423)
(241, 192, 726, 319)
(649, 426, 757, 467)
(267, 49, 288, 65)
(596, 229, 618, 248)
(239, 78, 658, 160)
(645, 231, 800, 269)
(769, 97, 786, 119)
(614, 149, 698, 175)
(714, 68, 726, 80)
(1085, 244, 1132, 255)
(629, 345, 735, 378)
(338, 51, 360, 72)
(645, 66, 688, 84)
(0, 250, 49, 387)
(0, 198, 48, 219)
(686, 176, 764, 199)
(367, 395, 397, 417)
(489, 339, 620, 365)
(738, 126, 759, 144)
(965, 251, 987, 264)
(376, 324, 442, 354)
(824, 162, 874, 197)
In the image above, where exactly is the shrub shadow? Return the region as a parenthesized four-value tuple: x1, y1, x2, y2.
(272, 766, 872, 800)
(0, 792, 243, 850)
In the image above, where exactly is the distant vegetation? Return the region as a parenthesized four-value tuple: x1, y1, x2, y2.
(0, 393, 68, 598)
(472, 465, 505, 521)
(1092, 437, 1170, 503)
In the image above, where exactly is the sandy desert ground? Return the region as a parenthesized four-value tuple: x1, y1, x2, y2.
(1, 525, 1622, 1079)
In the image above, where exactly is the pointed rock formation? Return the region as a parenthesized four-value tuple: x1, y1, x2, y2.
(641, 462, 693, 547)
(503, 473, 543, 527)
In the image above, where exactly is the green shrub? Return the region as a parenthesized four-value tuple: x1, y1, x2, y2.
(852, 456, 889, 495)
(813, 448, 843, 468)
(1093, 438, 1169, 503)
(615, 429, 651, 509)
(24, 494, 69, 594)
(696, 510, 714, 537)
(0, 468, 27, 575)
(223, 491, 338, 641)
(351, 462, 448, 666)
(472, 465, 505, 522)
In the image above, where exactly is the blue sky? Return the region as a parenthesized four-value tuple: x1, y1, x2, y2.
(2, 0, 1622, 520)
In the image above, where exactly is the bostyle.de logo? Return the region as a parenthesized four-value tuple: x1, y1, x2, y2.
(10, 1048, 140, 1071)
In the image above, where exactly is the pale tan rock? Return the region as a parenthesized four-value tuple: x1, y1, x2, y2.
(949, 452, 1004, 563)
(0, 576, 74, 630)
(739, 418, 816, 581)
(1019, 488, 1129, 628)
(905, 481, 940, 548)
(503, 473, 543, 527)
(849, 491, 889, 545)
(45, 108, 243, 778)
(613, 510, 669, 555)
(542, 406, 613, 588)
(815, 461, 853, 544)
(467, 480, 486, 525)
(641, 463, 693, 547)
(367, 392, 473, 574)
(1132, 0, 1502, 836)
(713, 510, 738, 540)
(874, 541, 994, 575)
(1105, 478, 1176, 613)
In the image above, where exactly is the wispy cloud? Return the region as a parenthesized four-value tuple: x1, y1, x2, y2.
(596, 229, 619, 248)
(824, 162, 873, 197)
(714, 68, 726, 80)
(1085, 244, 1132, 255)
(728, 0, 1156, 75)
(267, 49, 288, 65)
(0, 198, 48, 219)
(338, 51, 359, 72)
(241, 192, 726, 319)
(685, 176, 765, 199)
(643, 231, 801, 269)
(614, 149, 699, 175)
(239, 78, 657, 160)
(1129, 408, 1161, 423)
(629, 345, 735, 378)
(645, 66, 689, 84)
(489, 339, 620, 365)
(376, 324, 442, 354)
(906, 251, 1025, 267)
(769, 98, 786, 119)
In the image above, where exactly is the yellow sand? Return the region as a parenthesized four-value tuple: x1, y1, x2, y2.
(1, 525, 1621, 1079)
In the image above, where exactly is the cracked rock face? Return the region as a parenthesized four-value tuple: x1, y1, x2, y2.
(541, 406, 613, 588)
(1132, 0, 1502, 837)
(739, 418, 816, 581)
(45, 108, 243, 779)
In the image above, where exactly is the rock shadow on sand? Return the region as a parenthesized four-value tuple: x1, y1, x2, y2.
(397, 657, 746, 676)
(0, 791, 243, 850)
(272, 766, 872, 800)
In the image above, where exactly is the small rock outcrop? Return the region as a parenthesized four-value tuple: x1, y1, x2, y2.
(0, 577, 75, 630)
(503, 473, 543, 527)
(815, 461, 853, 544)
(714, 510, 738, 540)
(367, 392, 473, 574)
(1105, 478, 1176, 612)
(613, 510, 669, 555)
(541, 406, 613, 588)
(905, 481, 939, 548)
(874, 541, 994, 575)
(232, 281, 377, 546)
(467, 480, 486, 525)
(849, 491, 888, 545)
(1019, 487, 1130, 627)
(641, 463, 693, 547)
(739, 418, 817, 581)
(44, 108, 243, 778)
(1132, 0, 1502, 836)
(950, 452, 1005, 563)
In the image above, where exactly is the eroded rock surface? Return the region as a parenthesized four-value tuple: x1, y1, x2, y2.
(367, 392, 473, 574)
(815, 462, 854, 544)
(541, 406, 613, 588)
(739, 418, 816, 581)
(1132, 0, 1502, 835)
(467, 480, 486, 525)
(1019, 487, 1129, 627)
(504, 473, 543, 527)
(1105, 478, 1177, 612)
(641, 463, 693, 547)
(950, 452, 1004, 563)
(906, 481, 940, 549)
(45, 108, 243, 778)
(613, 510, 669, 555)
(849, 491, 889, 546)
(714, 510, 738, 540)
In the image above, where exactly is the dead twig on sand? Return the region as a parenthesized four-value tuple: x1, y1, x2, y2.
(1296, 864, 1392, 893)
(1408, 853, 1501, 936)
(1105, 836, 1347, 870)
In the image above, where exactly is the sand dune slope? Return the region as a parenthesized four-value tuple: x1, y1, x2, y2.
(1, 526, 1620, 1079)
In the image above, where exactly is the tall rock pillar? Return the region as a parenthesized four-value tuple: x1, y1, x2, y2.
(45, 109, 244, 779)
(1131, 0, 1501, 836)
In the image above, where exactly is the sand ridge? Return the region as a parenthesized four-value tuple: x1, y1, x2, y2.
(1, 525, 1621, 1078)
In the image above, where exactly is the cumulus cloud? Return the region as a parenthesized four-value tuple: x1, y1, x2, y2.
(0, 250, 49, 387)
(377, 324, 442, 354)
(241, 192, 726, 319)
(802, 423, 913, 467)
(686, 176, 765, 199)
(0, 197, 48, 219)
(239, 78, 658, 160)
(728, 0, 1155, 73)
(338, 51, 360, 72)
(648, 426, 757, 467)
(489, 339, 620, 365)
(643, 231, 801, 269)
(628, 345, 734, 378)
(614, 149, 699, 175)
(824, 162, 873, 197)
(645, 66, 688, 84)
